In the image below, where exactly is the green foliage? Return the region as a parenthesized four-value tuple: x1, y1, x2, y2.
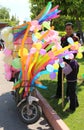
(0, 7, 19, 26)
(29, 0, 84, 31)
(11, 15, 16, 21)
(0, 7, 10, 19)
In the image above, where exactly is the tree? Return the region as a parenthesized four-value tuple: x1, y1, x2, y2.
(53, 0, 84, 41)
(0, 7, 19, 26)
(0, 7, 10, 19)
(29, 0, 84, 41)
(11, 15, 16, 21)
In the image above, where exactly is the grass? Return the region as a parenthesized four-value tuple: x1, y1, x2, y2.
(38, 58, 84, 130)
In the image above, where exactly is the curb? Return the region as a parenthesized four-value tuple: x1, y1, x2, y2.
(35, 90, 70, 130)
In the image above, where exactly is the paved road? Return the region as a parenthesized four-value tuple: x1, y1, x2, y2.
(0, 51, 52, 130)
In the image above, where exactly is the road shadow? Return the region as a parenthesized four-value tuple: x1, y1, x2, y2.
(0, 92, 32, 130)
(0, 92, 52, 130)
(36, 116, 53, 130)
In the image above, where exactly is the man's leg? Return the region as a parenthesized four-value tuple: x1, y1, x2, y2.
(68, 82, 78, 111)
(56, 67, 62, 98)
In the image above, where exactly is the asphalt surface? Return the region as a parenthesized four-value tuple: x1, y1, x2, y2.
(0, 51, 53, 130)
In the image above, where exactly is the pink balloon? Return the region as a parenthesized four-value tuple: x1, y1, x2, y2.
(48, 51, 54, 59)
(40, 49, 46, 55)
(4, 49, 12, 56)
(69, 53, 74, 59)
(48, 5, 59, 14)
(5, 71, 12, 80)
(25, 37, 33, 44)
(30, 47, 36, 54)
(49, 60, 55, 65)
(4, 64, 11, 72)
(46, 15, 60, 21)
(30, 20, 41, 31)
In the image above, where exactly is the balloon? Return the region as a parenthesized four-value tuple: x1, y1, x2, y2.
(65, 55, 69, 59)
(7, 33, 13, 42)
(67, 37, 74, 45)
(48, 51, 54, 59)
(46, 13, 60, 21)
(49, 59, 55, 65)
(30, 47, 37, 54)
(14, 29, 25, 41)
(35, 7, 46, 20)
(28, 52, 39, 81)
(39, 8, 58, 23)
(48, 5, 59, 14)
(1, 27, 12, 40)
(19, 87, 24, 94)
(14, 79, 21, 87)
(59, 58, 63, 63)
(35, 83, 47, 89)
(76, 52, 83, 59)
(42, 21, 50, 30)
(6, 43, 14, 50)
(12, 58, 21, 69)
(70, 44, 79, 51)
(18, 48, 28, 57)
(33, 54, 50, 74)
(53, 63, 59, 69)
(40, 49, 46, 55)
(33, 42, 42, 50)
(4, 48, 12, 56)
(46, 64, 54, 72)
(3, 55, 13, 65)
(25, 54, 33, 80)
(19, 71, 22, 79)
(50, 72, 56, 79)
(5, 71, 12, 80)
(46, 43, 54, 51)
(4, 64, 11, 72)
(38, 2, 52, 23)
(32, 34, 38, 42)
(35, 32, 41, 38)
(39, 30, 50, 41)
(31, 70, 49, 85)
(60, 62, 65, 68)
(69, 53, 74, 59)
(43, 2, 52, 15)
(55, 59, 59, 63)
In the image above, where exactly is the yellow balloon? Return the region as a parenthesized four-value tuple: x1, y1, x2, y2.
(33, 42, 42, 50)
(18, 48, 28, 57)
(53, 63, 59, 69)
(35, 32, 41, 38)
(74, 41, 78, 44)
(52, 47, 57, 52)
(76, 52, 83, 59)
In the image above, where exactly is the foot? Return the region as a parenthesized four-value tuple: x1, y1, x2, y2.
(76, 103, 79, 108)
